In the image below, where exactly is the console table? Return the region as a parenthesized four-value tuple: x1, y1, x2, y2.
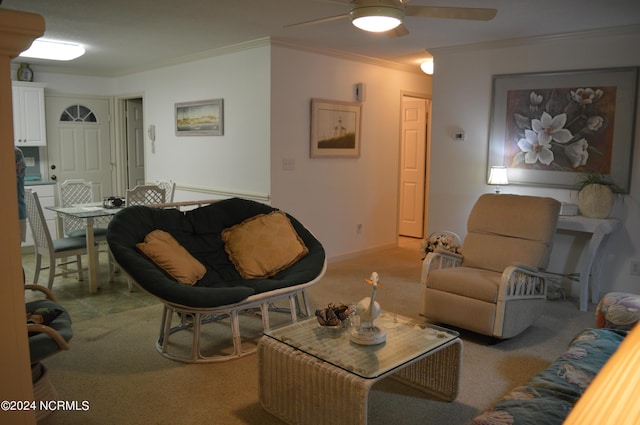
(555, 216, 621, 312)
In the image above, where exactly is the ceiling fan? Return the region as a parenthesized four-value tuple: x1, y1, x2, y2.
(285, 0, 497, 37)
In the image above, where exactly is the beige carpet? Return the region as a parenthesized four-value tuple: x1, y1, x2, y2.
(38, 239, 596, 425)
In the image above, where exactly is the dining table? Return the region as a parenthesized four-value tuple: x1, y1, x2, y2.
(46, 202, 123, 293)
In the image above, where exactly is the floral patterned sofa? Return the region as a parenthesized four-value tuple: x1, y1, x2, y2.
(469, 292, 640, 425)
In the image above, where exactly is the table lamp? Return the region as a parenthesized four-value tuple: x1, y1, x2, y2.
(488, 166, 509, 194)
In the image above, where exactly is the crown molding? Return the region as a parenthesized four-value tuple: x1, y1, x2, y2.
(14, 35, 425, 78)
(15, 37, 273, 78)
(427, 24, 640, 56)
(271, 37, 422, 74)
(116, 37, 273, 77)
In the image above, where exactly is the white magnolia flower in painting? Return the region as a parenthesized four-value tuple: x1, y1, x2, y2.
(517, 129, 554, 165)
(564, 138, 589, 168)
(587, 115, 604, 132)
(571, 88, 604, 105)
(529, 91, 543, 112)
(532, 112, 573, 145)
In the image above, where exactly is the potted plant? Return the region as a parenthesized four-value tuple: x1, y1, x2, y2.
(574, 173, 623, 218)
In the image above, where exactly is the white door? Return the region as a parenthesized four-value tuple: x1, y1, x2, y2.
(45, 96, 113, 201)
(126, 98, 145, 188)
(398, 96, 428, 238)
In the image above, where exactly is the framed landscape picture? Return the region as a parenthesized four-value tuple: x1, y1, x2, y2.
(175, 98, 224, 136)
(487, 67, 638, 192)
(310, 98, 362, 158)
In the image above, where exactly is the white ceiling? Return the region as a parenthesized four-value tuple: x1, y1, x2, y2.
(4, 0, 640, 77)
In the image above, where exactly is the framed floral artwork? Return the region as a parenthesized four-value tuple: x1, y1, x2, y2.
(310, 98, 362, 158)
(487, 67, 638, 192)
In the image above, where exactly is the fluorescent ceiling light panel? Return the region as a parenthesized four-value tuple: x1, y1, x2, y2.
(20, 39, 85, 61)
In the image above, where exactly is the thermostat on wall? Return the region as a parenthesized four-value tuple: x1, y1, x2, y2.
(354, 83, 365, 102)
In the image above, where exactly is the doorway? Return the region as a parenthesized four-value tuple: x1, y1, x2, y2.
(398, 95, 430, 238)
(45, 95, 114, 200)
(124, 98, 145, 188)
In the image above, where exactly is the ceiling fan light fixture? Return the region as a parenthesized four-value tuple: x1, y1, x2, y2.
(19, 39, 85, 61)
(351, 6, 404, 33)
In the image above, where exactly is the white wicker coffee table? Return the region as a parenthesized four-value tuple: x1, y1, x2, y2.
(258, 312, 462, 425)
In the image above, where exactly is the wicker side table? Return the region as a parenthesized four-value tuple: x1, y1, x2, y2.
(258, 334, 462, 425)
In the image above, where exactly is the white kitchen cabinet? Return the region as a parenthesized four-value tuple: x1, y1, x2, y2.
(23, 183, 57, 248)
(12, 81, 47, 147)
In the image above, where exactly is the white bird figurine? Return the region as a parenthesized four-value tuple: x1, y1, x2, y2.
(351, 272, 386, 345)
(357, 272, 383, 328)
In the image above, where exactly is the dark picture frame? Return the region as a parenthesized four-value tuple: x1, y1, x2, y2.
(488, 67, 638, 192)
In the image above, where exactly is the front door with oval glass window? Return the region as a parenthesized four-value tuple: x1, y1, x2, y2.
(45, 96, 113, 201)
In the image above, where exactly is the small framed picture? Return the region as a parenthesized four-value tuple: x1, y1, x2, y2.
(175, 98, 224, 136)
(310, 98, 362, 158)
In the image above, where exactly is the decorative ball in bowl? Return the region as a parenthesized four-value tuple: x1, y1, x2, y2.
(315, 303, 350, 327)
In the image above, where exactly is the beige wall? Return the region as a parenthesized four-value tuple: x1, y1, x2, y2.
(270, 44, 431, 257)
(27, 41, 431, 261)
(428, 27, 640, 298)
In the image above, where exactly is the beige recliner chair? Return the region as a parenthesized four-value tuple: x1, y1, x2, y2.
(421, 194, 561, 339)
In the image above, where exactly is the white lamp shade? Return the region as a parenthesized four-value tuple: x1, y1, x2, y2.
(351, 6, 404, 32)
(488, 166, 509, 186)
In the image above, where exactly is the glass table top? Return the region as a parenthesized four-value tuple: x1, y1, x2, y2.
(47, 202, 123, 218)
(264, 311, 459, 379)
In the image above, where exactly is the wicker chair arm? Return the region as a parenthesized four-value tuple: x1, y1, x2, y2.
(509, 262, 541, 273)
(499, 264, 547, 300)
(24, 284, 59, 302)
(421, 251, 463, 284)
(27, 324, 71, 351)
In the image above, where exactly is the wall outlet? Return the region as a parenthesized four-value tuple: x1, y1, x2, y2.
(282, 158, 295, 171)
(631, 260, 640, 276)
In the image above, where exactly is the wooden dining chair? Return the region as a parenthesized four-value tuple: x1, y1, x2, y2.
(25, 189, 88, 289)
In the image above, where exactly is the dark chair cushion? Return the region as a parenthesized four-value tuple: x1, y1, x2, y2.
(107, 198, 325, 309)
(68, 227, 109, 238)
(26, 299, 73, 363)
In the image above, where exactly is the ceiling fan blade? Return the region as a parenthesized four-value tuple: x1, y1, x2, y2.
(405, 6, 497, 21)
(386, 23, 410, 38)
(284, 13, 350, 29)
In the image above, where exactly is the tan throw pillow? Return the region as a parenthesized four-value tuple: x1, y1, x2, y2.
(136, 229, 206, 285)
(222, 211, 309, 279)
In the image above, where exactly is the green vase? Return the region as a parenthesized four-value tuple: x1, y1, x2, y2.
(17, 63, 34, 82)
